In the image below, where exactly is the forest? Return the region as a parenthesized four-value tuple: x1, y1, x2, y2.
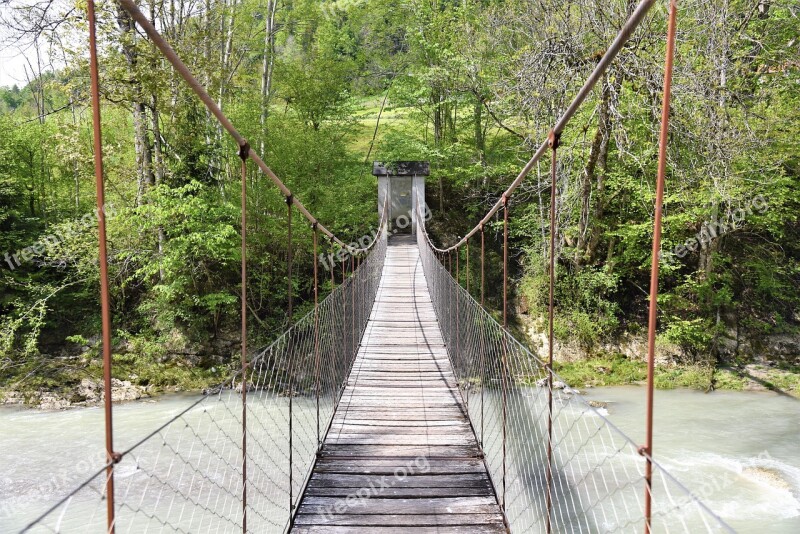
(0, 0, 798, 403)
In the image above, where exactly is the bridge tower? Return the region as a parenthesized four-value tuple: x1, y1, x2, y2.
(372, 160, 428, 236)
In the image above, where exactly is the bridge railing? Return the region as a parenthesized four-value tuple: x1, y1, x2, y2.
(19, 226, 387, 534)
(417, 223, 733, 533)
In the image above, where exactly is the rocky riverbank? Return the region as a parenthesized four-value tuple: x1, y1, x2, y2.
(1, 378, 151, 410)
(518, 316, 800, 397)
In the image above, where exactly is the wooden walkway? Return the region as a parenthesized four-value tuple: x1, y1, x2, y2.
(292, 236, 505, 533)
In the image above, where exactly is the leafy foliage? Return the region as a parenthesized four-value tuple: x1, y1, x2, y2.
(0, 0, 797, 398)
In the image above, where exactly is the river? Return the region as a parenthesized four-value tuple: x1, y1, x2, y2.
(1, 387, 798, 532)
(581, 386, 800, 533)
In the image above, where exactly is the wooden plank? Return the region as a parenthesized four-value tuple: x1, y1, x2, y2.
(298, 496, 498, 514)
(292, 525, 505, 533)
(330, 408, 467, 416)
(332, 420, 470, 429)
(329, 427, 472, 437)
(319, 444, 480, 457)
(339, 390, 461, 397)
(313, 459, 486, 474)
(293, 514, 506, 527)
(326, 437, 474, 446)
(306, 474, 491, 488)
(304, 487, 493, 498)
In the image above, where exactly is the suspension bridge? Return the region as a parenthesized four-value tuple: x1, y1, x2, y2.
(18, 0, 738, 532)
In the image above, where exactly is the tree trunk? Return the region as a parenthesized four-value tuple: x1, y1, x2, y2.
(260, 0, 277, 154)
(117, 6, 155, 206)
(152, 97, 166, 283)
(575, 74, 612, 266)
(70, 89, 80, 211)
(474, 96, 485, 163)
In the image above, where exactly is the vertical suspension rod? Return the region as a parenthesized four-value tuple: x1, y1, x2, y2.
(456, 247, 460, 380)
(330, 239, 339, 412)
(313, 223, 320, 450)
(466, 239, 470, 294)
(448, 253, 453, 348)
(87, 2, 117, 531)
(351, 255, 355, 361)
(501, 194, 509, 511)
(239, 145, 249, 534)
(463, 240, 468, 407)
(286, 196, 294, 527)
(546, 130, 560, 534)
(644, 2, 678, 532)
(480, 225, 485, 447)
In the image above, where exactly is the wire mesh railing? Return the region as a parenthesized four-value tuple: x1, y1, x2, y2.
(19, 229, 387, 534)
(417, 223, 734, 533)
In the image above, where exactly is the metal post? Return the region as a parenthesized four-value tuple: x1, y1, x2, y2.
(351, 255, 355, 361)
(330, 239, 339, 411)
(239, 145, 250, 534)
(480, 227, 485, 308)
(341, 256, 346, 398)
(456, 246, 460, 286)
(87, 3, 118, 532)
(546, 130, 561, 534)
(449, 252, 454, 348)
(501, 195, 509, 510)
(503, 195, 509, 329)
(644, 2, 678, 532)
(286, 196, 294, 526)
(466, 238, 470, 294)
(456, 248, 460, 375)
(356, 255, 362, 339)
(330, 241, 336, 289)
(313, 223, 320, 450)
(480, 225, 486, 447)
(463, 240, 469, 407)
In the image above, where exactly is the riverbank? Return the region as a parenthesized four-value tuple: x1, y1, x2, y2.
(553, 355, 800, 397)
(0, 352, 225, 409)
(4, 357, 798, 409)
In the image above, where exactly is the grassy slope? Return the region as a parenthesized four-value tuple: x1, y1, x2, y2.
(552, 354, 800, 397)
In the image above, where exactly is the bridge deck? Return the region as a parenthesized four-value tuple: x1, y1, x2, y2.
(292, 237, 505, 533)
